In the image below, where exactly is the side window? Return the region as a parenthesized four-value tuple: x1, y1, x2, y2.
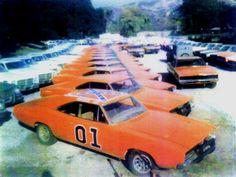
(90, 82, 110, 90)
(83, 71, 96, 76)
(76, 83, 90, 89)
(58, 102, 107, 123)
(58, 102, 80, 117)
(79, 103, 108, 123)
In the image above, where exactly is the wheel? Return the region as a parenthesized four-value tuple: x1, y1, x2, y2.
(180, 53, 189, 57)
(36, 124, 57, 145)
(126, 151, 154, 176)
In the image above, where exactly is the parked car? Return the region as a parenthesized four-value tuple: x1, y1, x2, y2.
(144, 45, 160, 54)
(126, 45, 145, 57)
(0, 82, 24, 106)
(167, 56, 218, 88)
(14, 89, 216, 176)
(0, 60, 39, 92)
(63, 60, 124, 69)
(53, 67, 131, 84)
(41, 75, 192, 116)
(20, 58, 57, 86)
(207, 46, 236, 67)
(0, 99, 11, 119)
(215, 54, 236, 70)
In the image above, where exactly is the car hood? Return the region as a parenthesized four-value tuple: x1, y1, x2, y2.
(139, 80, 176, 91)
(175, 66, 218, 77)
(132, 88, 192, 112)
(215, 52, 236, 58)
(8, 69, 39, 77)
(122, 110, 215, 149)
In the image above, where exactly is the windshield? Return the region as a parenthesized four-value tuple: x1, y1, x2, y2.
(32, 56, 44, 62)
(6, 61, 29, 70)
(176, 59, 206, 67)
(220, 46, 230, 51)
(23, 58, 36, 65)
(231, 47, 236, 52)
(0, 65, 7, 72)
(128, 45, 143, 49)
(103, 96, 146, 123)
(200, 43, 207, 47)
(111, 78, 140, 93)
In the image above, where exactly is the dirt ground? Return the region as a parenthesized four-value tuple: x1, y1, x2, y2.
(0, 49, 235, 177)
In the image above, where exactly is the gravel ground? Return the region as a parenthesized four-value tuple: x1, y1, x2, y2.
(0, 49, 235, 177)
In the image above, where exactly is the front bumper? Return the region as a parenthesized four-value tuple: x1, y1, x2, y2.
(171, 102, 192, 116)
(177, 136, 216, 169)
(179, 78, 218, 85)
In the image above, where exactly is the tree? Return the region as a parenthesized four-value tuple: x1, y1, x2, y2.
(119, 8, 153, 37)
(179, 0, 236, 34)
(0, 0, 106, 56)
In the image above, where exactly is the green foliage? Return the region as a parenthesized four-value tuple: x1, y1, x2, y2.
(106, 7, 153, 37)
(119, 8, 153, 37)
(0, 0, 106, 56)
(179, 0, 236, 34)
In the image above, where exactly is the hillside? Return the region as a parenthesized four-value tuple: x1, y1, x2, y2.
(105, 0, 182, 33)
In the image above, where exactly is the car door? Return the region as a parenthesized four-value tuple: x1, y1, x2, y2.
(55, 101, 120, 155)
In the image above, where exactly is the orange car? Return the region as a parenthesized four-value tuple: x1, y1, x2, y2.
(53, 67, 173, 90)
(41, 75, 192, 115)
(63, 60, 124, 69)
(167, 56, 218, 88)
(14, 89, 216, 175)
(53, 67, 130, 84)
(209, 52, 236, 70)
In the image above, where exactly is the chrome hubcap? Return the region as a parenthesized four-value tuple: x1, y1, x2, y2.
(133, 154, 151, 174)
(38, 126, 50, 142)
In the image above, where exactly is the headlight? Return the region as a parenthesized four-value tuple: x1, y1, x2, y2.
(14, 88, 21, 94)
(0, 102, 5, 110)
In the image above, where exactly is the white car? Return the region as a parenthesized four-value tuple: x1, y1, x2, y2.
(0, 58, 40, 90)
(0, 64, 38, 92)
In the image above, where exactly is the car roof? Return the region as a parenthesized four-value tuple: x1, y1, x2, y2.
(64, 89, 130, 106)
(0, 57, 29, 63)
(75, 74, 132, 84)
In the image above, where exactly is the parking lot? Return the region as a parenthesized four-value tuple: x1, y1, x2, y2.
(0, 48, 236, 177)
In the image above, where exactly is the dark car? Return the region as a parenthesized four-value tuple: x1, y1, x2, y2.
(0, 82, 24, 106)
(0, 99, 11, 120)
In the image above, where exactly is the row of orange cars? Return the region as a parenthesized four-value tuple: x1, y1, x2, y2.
(13, 45, 216, 176)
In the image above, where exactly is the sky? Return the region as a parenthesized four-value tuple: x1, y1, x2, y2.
(91, 0, 144, 7)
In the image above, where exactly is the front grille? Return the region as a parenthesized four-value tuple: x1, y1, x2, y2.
(172, 102, 191, 116)
(17, 80, 26, 87)
(17, 79, 33, 90)
(39, 73, 52, 83)
(180, 75, 218, 80)
(26, 78, 33, 85)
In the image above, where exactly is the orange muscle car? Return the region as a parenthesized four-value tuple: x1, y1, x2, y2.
(63, 60, 124, 69)
(41, 75, 192, 115)
(14, 89, 216, 175)
(167, 56, 218, 88)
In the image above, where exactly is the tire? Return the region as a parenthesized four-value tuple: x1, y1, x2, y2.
(181, 53, 190, 57)
(36, 124, 57, 145)
(126, 151, 154, 176)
